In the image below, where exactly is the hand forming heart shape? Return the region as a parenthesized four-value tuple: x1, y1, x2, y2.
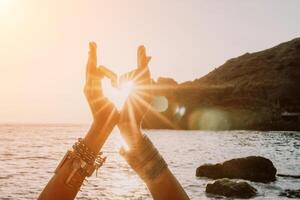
(99, 66, 134, 110)
(84, 43, 153, 150)
(99, 45, 152, 111)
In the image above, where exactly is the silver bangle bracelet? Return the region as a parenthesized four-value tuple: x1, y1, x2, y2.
(54, 138, 106, 189)
(120, 135, 168, 182)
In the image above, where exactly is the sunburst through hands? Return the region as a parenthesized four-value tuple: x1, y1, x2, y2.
(90, 44, 177, 145)
(102, 78, 135, 110)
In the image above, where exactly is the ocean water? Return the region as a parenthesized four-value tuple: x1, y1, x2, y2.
(0, 124, 299, 200)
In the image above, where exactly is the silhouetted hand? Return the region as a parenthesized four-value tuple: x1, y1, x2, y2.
(118, 45, 153, 148)
(84, 42, 119, 133)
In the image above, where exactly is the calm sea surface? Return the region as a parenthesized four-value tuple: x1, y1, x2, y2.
(0, 124, 299, 200)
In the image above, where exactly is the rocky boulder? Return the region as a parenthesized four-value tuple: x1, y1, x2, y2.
(206, 179, 257, 199)
(279, 189, 300, 198)
(196, 156, 277, 183)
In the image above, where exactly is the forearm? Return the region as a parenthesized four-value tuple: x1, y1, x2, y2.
(38, 124, 108, 200)
(38, 159, 84, 200)
(146, 168, 189, 200)
(84, 122, 111, 153)
(120, 131, 189, 200)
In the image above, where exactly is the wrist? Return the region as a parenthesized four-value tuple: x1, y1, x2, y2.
(54, 138, 106, 190)
(118, 122, 140, 134)
(119, 134, 168, 182)
(84, 123, 111, 153)
(118, 125, 144, 148)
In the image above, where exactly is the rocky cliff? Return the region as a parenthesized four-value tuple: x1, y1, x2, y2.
(143, 38, 300, 130)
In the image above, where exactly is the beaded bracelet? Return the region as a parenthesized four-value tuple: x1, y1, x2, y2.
(73, 138, 97, 164)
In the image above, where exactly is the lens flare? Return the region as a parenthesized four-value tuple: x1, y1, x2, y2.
(188, 108, 231, 130)
(175, 106, 186, 116)
(152, 96, 168, 112)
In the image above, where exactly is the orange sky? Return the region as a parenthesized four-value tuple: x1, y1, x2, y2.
(0, 0, 300, 123)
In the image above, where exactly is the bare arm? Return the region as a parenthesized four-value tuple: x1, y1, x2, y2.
(119, 129, 190, 200)
(38, 43, 119, 200)
(38, 124, 110, 200)
(118, 46, 190, 200)
(146, 168, 190, 200)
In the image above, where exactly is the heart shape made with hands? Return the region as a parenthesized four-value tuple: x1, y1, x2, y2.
(99, 66, 135, 110)
(95, 45, 152, 110)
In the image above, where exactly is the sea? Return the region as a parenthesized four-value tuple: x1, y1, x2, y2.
(0, 124, 299, 199)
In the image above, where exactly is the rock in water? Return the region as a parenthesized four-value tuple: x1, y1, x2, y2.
(196, 156, 277, 183)
(206, 179, 257, 199)
(279, 189, 300, 198)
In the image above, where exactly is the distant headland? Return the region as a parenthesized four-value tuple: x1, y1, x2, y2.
(143, 38, 300, 131)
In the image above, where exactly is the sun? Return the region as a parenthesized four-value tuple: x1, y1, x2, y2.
(119, 80, 134, 99)
(102, 79, 135, 110)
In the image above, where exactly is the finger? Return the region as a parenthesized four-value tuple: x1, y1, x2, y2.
(86, 42, 97, 84)
(136, 45, 152, 81)
(87, 42, 97, 75)
(119, 69, 137, 85)
(140, 66, 151, 80)
(98, 66, 117, 84)
(137, 45, 147, 69)
(147, 56, 151, 65)
(139, 56, 151, 81)
(97, 65, 117, 88)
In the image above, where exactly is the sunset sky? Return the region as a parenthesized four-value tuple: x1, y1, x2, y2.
(1, 0, 300, 123)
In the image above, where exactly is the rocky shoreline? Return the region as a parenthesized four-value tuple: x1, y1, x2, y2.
(195, 156, 300, 199)
(142, 38, 300, 131)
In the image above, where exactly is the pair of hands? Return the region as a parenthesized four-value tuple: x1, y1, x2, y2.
(84, 42, 152, 149)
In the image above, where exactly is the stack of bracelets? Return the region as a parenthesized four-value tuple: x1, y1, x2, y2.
(54, 138, 106, 190)
(120, 134, 168, 182)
